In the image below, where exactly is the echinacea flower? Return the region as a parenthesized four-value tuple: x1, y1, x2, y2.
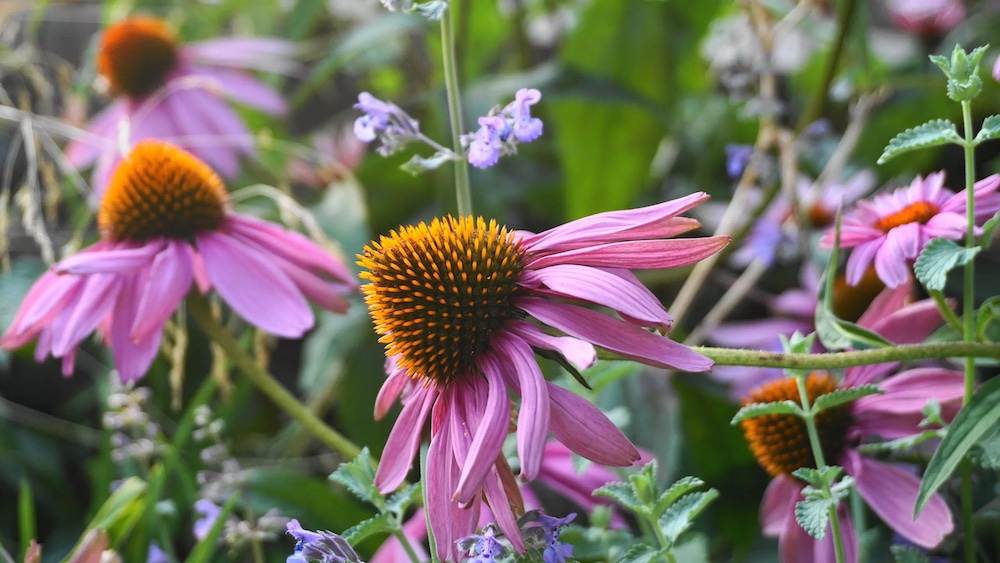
(741, 364, 962, 562)
(286, 520, 361, 563)
(2, 140, 355, 381)
(360, 193, 728, 561)
(66, 16, 295, 194)
(823, 172, 1000, 288)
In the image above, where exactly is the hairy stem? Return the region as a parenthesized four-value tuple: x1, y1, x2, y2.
(664, 342, 1000, 369)
(440, 1, 472, 216)
(960, 97, 978, 563)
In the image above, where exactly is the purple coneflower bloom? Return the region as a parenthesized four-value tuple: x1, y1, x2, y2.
(359, 193, 728, 561)
(2, 141, 354, 381)
(66, 16, 294, 194)
(823, 172, 1000, 288)
(742, 364, 962, 562)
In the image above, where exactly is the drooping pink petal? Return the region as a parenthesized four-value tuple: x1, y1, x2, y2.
(481, 468, 525, 553)
(923, 211, 968, 239)
(761, 474, 800, 536)
(184, 38, 298, 73)
(853, 368, 963, 415)
(845, 239, 882, 286)
(109, 271, 163, 382)
(186, 66, 288, 115)
(53, 273, 120, 356)
(65, 102, 126, 167)
(425, 403, 477, 563)
(546, 382, 639, 466)
(505, 319, 596, 370)
(131, 241, 194, 342)
(55, 242, 163, 275)
(816, 509, 858, 563)
(374, 384, 436, 494)
(3, 271, 81, 345)
(527, 236, 729, 270)
(493, 334, 549, 481)
(196, 232, 313, 338)
(855, 284, 909, 330)
(843, 449, 953, 548)
(869, 299, 943, 345)
(874, 223, 920, 288)
(374, 360, 410, 420)
(520, 297, 713, 372)
(520, 264, 670, 326)
(160, 88, 245, 177)
(454, 365, 511, 504)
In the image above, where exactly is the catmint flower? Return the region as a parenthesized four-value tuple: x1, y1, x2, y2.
(285, 519, 361, 563)
(353, 92, 421, 155)
(467, 116, 507, 169)
(504, 88, 543, 142)
(193, 499, 226, 540)
(459, 526, 505, 563)
(724, 144, 752, 179)
(535, 513, 575, 563)
(147, 543, 169, 563)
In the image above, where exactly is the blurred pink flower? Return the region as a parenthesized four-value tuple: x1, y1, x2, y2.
(360, 194, 729, 560)
(288, 127, 368, 188)
(821, 172, 1000, 288)
(2, 141, 355, 381)
(745, 363, 961, 562)
(887, 0, 965, 36)
(65, 16, 296, 194)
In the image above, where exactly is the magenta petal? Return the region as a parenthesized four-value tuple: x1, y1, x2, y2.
(505, 319, 596, 370)
(426, 405, 478, 563)
(131, 241, 193, 341)
(374, 361, 409, 420)
(185, 38, 297, 73)
(110, 271, 163, 382)
(374, 384, 436, 493)
(761, 475, 800, 536)
(188, 67, 288, 115)
(227, 214, 356, 285)
(65, 103, 125, 167)
(845, 239, 881, 286)
(875, 224, 919, 288)
(494, 335, 549, 481)
(56, 242, 163, 274)
(9, 271, 83, 338)
(53, 273, 120, 356)
(546, 382, 638, 466)
(854, 368, 963, 415)
(454, 366, 510, 504)
(869, 299, 943, 345)
(520, 297, 713, 372)
(161, 89, 244, 177)
(923, 212, 967, 238)
(527, 236, 729, 270)
(844, 449, 953, 548)
(481, 469, 525, 553)
(196, 232, 313, 338)
(521, 264, 670, 326)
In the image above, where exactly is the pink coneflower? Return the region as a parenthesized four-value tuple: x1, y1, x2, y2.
(741, 364, 962, 562)
(823, 172, 1000, 288)
(66, 16, 295, 194)
(359, 194, 729, 561)
(287, 126, 368, 188)
(1, 140, 355, 381)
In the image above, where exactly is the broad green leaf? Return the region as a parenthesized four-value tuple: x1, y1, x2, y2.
(812, 385, 882, 412)
(659, 489, 719, 545)
(730, 401, 802, 425)
(816, 211, 893, 350)
(916, 376, 1000, 514)
(877, 119, 962, 164)
(343, 513, 394, 544)
(330, 448, 385, 510)
(385, 483, 422, 516)
(653, 476, 705, 517)
(593, 482, 645, 514)
(914, 237, 981, 292)
(974, 115, 1000, 145)
(619, 543, 668, 563)
(794, 495, 836, 540)
(891, 545, 933, 563)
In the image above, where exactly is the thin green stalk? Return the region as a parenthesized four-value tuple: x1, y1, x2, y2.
(440, 1, 473, 216)
(794, 376, 847, 563)
(186, 293, 362, 460)
(960, 98, 977, 563)
(392, 529, 423, 563)
(249, 537, 265, 563)
(929, 289, 963, 333)
(797, 0, 858, 131)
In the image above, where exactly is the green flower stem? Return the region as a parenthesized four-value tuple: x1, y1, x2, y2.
(794, 376, 847, 563)
(186, 293, 362, 460)
(393, 528, 423, 563)
(929, 289, 964, 333)
(440, 1, 473, 216)
(960, 98, 978, 563)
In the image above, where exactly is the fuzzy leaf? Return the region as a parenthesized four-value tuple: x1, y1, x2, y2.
(329, 448, 385, 510)
(857, 430, 945, 454)
(977, 211, 1000, 249)
(914, 237, 981, 292)
(593, 482, 645, 514)
(917, 376, 1000, 515)
(400, 151, 454, 175)
(731, 401, 802, 425)
(812, 385, 883, 412)
(794, 495, 836, 540)
(342, 513, 394, 544)
(620, 543, 669, 563)
(659, 489, 719, 545)
(385, 483, 421, 517)
(891, 545, 933, 563)
(877, 119, 961, 164)
(973, 427, 1000, 469)
(653, 476, 706, 517)
(792, 466, 843, 489)
(974, 115, 1000, 145)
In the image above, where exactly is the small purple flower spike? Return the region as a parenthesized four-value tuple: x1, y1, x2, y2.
(724, 144, 752, 179)
(193, 499, 223, 540)
(536, 513, 575, 563)
(468, 116, 506, 169)
(460, 526, 506, 563)
(506, 88, 543, 142)
(286, 519, 361, 563)
(354, 92, 395, 142)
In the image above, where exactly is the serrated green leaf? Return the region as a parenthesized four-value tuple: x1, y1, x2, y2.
(917, 376, 1000, 515)
(792, 466, 843, 489)
(914, 238, 981, 292)
(978, 212, 1000, 249)
(652, 476, 705, 517)
(627, 461, 659, 507)
(400, 151, 455, 175)
(343, 513, 394, 544)
(385, 483, 421, 517)
(928, 54, 950, 75)
(730, 401, 803, 424)
(891, 545, 933, 563)
(857, 430, 945, 454)
(594, 482, 645, 514)
(619, 543, 668, 563)
(816, 211, 894, 350)
(877, 120, 962, 164)
(659, 489, 719, 545)
(794, 495, 836, 540)
(974, 115, 1000, 145)
(812, 385, 883, 412)
(329, 448, 385, 510)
